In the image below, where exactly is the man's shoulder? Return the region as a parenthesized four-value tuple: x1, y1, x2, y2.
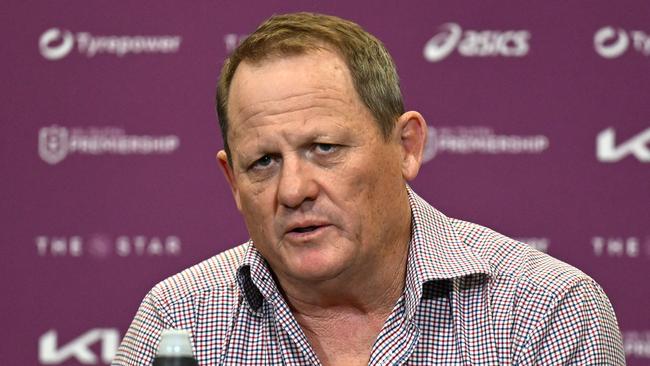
(450, 218, 593, 294)
(148, 243, 248, 310)
(446, 219, 624, 363)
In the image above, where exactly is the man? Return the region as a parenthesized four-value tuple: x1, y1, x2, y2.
(113, 12, 625, 365)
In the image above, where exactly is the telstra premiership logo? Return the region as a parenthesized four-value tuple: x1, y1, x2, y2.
(422, 126, 548, 161)
(423, 23, 530, 62)
(594, 26, 650, 58)
(38, 125, 180, 164)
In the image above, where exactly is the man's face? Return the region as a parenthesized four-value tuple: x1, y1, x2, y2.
(219, 49, 411, 285)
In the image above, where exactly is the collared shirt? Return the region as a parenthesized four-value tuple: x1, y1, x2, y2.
(113, 189, 625, 365)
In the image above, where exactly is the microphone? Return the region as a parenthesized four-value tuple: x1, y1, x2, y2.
(152, 329, 199, 366)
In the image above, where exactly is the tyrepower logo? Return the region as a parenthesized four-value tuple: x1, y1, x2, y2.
(423, 23, 530, 62)
(39, 27, 182, 61)
(39, 328, 119, 364)
(596, 127, 650, 163)
(38, 125, 180, 164)
(594, 26, 650, 58)
(423, 126, 548, 162)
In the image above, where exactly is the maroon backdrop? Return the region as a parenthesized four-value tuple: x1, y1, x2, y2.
(2, 1, 649, 365)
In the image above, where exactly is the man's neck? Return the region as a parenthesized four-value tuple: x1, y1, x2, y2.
(273, 221, 411, 365)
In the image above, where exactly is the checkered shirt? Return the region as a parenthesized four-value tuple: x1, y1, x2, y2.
(113, 189, 625, 365)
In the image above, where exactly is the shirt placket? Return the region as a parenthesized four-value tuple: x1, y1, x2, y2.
(267, 292, 322, 366)
(368, 297, 420, 366)
(450, 275, 499, 366)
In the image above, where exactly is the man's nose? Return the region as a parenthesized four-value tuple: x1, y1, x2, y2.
(277, 157, 318, 209)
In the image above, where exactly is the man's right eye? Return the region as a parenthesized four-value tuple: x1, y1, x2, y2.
(251, 155, 273, 170)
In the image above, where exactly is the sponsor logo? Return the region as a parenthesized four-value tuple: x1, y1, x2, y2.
(596, 127, 650, 162)
(224, 33, 247, 53)
(423, 126, 549, 162)
(39, 27, 182, 61)
(35, 235, 182, 258)
(39, 28, 75, 61)
(38, 125, 180, 165)
(39, 125, 69, 165)
(592, 236, 650, 258)
(423, 23, 530, 62)
(624, 331, 650, 358)
(39, 328, 119, 364)
(38, 328, 650, 364)
(594, 26, 650, 58)
(515, 237, 550, 253)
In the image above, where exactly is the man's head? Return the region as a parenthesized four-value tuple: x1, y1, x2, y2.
(216, 12, 405, 164)
(215, 12, 427, 289)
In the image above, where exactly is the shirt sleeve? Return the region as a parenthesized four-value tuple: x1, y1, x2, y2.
(111, 289, 175, 366)
(516, 278, 626, 365)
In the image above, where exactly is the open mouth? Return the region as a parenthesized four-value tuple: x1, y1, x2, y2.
(291, 226, 320, 233)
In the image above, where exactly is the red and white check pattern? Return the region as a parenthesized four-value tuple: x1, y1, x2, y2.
(113, 189, 625, 365)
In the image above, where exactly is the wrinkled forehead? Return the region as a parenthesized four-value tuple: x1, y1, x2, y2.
(227, 49, 359, 130)
(228, 43, 351, 102)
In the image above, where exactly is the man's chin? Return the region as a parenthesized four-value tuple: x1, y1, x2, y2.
(281, 255, 352, 285)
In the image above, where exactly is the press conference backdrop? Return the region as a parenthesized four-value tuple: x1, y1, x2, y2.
(2, 1, 649, 364)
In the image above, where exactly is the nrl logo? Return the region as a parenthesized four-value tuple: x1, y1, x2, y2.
(39, 125, 69, 165)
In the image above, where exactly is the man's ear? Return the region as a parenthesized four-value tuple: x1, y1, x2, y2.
(217, 150, 242, 211)
(395, 111, 428, 181)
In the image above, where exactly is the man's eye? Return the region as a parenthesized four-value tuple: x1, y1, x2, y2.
(251, 155, 273, 169)
(314, 143, 337, 154)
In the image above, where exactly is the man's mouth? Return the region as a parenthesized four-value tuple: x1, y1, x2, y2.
(285, 222, 331, 237)
(290, 226, 320, 233)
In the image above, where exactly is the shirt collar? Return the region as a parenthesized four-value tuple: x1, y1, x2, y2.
(236, 241, 277, 314)
(402, 186, 492, 320)
(236, 186, 492, 317)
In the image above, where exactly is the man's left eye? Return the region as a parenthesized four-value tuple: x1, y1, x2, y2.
(314, 143, 337, 153)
